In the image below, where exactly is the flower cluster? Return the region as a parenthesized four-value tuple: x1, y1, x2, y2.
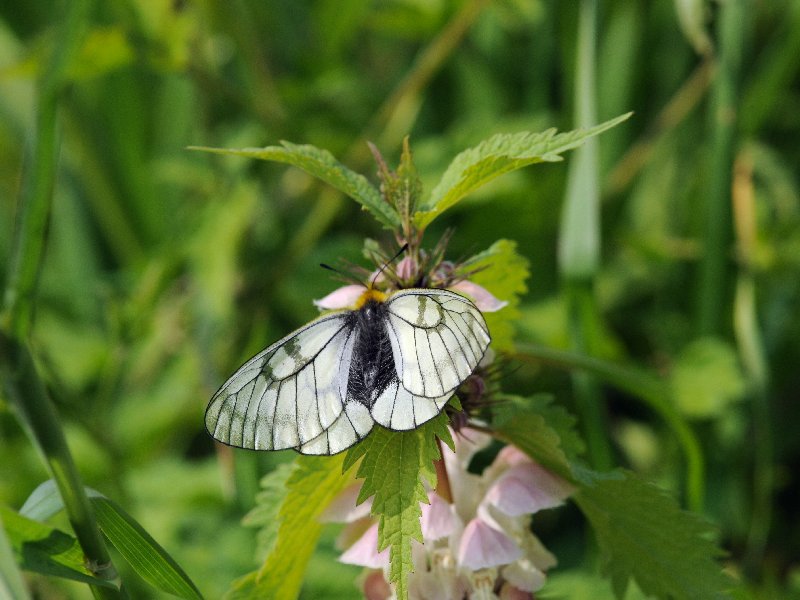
(322, 429, 574, 599)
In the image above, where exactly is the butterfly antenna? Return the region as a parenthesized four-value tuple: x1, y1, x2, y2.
(319, 263, 363, 286)
(370, 244, 409, 288)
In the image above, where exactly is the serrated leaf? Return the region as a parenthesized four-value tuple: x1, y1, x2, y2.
(493, 394, 579, 482)
(462, 239, 529, 352)
(345, 414, 452, 600)
(189, 141, 400, 228)
(414, 113, 632, 228)
(227, 454, 354, 600)
(18, 480, 202, 599)
(574, 471, 732, 600)
(241, 463, 294, 561)
(0, 505, 117, 590)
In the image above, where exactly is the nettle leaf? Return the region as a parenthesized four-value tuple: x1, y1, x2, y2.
(575, 471, 732, 600)
(414, 113, 632, 228)
(0, 505, 116, 589)
(497, 399, 731, 599)
(227, 454, 354, 600)
(190, 141, 400, 229)
(344, 413, 453, 600)
(493, 394, 580, 481)
(241, 462, 294, 561)
(462, 239, 529, 352)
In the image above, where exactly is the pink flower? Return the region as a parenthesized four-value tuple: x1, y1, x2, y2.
(325, 428, 573, 598)
(339, 523, 389, 569)
(450, 280, 508, 312)
(313, 285, 365, 310)
(485, 463, 573, 517)
(395, 256, 417, 281)
(458, 519, 521, 570)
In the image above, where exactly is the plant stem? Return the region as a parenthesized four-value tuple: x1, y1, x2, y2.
(514, 342, 705, 512)
(558, 0, 612, 472)
(0, 334, 121, 598)
(731, 149, 773, 576)
(697, 0, 743, 334)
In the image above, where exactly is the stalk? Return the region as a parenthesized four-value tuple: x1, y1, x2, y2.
(0, 0, 123, 595)
(558, 0, 612, 471)
(696, 0, 743, 334)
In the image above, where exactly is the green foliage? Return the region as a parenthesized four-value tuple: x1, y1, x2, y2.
(414, 113, 632, 228)
(494, 395, 579, 481)
(241, 463, 293, 561)
(575, 472, 732, 600)
(18, 480, 203, 599)
(0, 505, 116, 589)
(463, 239, 529, 352)
(227, 454, 354, 600)
(0, 514, 31, 599)
(1, 0, 797, 597)
(343, 414, 453, 600)
(671, 337, 746, 419)
(190, 142, 399, 229)
(498, 395, 731, 600)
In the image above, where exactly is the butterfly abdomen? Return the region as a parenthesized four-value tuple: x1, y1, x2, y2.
(347, 299, 396, 408)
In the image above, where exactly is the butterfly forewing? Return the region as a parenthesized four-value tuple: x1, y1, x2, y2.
(205, 312, 353, 451)
(384, 289, 490, 399)
(205, 287, 492, 455)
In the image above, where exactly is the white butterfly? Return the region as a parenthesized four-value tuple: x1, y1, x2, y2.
(205, 287, 491, 455)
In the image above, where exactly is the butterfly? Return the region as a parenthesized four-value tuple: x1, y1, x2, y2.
(205, 287, 491, 455)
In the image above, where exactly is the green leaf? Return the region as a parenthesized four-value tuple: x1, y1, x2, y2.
(462, 239, 529, 352)
(344, 414, 453, 600)
(19, 480, 203, 599)
(227, 454, 354, 600)
(671, 337, 746, 419)
(92, 498, 204, 600)
(189, 141, 400, 228)
(493, 394, 580, 481)
(0, 505, 116, 590)
(241, 463, 294, 561)
(414, 113, 632, 228)
(574, 471, 732, 600)
(0, 515, 31, 600)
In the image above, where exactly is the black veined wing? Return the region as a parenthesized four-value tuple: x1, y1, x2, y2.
(205, 288, 491, 455)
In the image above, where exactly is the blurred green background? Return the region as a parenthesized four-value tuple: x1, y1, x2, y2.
(1, 0, 799, 597)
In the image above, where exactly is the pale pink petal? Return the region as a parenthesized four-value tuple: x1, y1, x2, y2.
(421, 493, 456, 541)
(485, 463, 574, 516)
(502, 559, 546, 593)
(458, 519, 521, 570)
(340, 523, 389, 568)
(451, 281, 508, 312)
(396, 256, 417, 280)
(443, 428, 492, 519)
(313, 285, 365, 310)
(335, 517, 373, 551)
(493, 445, 532, 468)
(363, 570, 392, 600)
(319, 483, 372, 523)
(499, 582, 535, 599)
